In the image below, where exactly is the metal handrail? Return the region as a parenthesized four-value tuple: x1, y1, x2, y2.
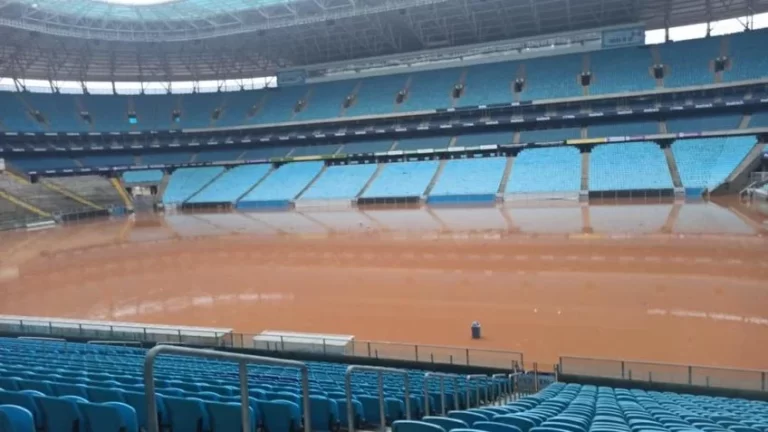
(144, 345, 311, 432)
(465, 374, 487, 409)
(491, 373, 510, 405)
(423, 372, 460, 415)
(345, 365, 411, 432)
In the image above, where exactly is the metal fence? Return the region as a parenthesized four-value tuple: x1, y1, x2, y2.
(229, 332, 524, 370)
(560, 356, 767, 391)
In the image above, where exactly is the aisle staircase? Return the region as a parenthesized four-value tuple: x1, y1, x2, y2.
(111, 178, 134, 211)
(356, 164, 385, 198)
(423, 160, 446, 197)
(497, 156, 515, 195)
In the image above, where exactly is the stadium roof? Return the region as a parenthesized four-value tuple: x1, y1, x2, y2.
(0, 0, 765, 83)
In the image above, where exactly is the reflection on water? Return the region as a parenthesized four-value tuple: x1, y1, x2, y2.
(155, 201, 762, 239)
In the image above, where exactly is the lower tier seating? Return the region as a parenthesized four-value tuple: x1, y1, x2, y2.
(506, 147, 582, 194)
(429, 157, 507, 198)
(672, 136, 756, 190)
(123, 170, 164, 184)
(361, 161, 439, 199)
(162, 167, 225, 205)
(299, 164, 378, 200)
(0, 174, 84, 214)
(589, 142, 674, 191)
(187, 164, 273, 204)
(238, 161, 324, 206)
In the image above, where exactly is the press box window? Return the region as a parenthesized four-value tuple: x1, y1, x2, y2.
(128, 112, 138, 124)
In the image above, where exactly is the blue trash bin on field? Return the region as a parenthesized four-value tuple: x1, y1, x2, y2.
(471, 321, 482, 339)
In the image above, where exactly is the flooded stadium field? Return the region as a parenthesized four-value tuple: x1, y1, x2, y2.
(0, 200, 767, 370)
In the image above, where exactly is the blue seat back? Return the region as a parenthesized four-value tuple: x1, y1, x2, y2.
(17, 380, 52, 395)
(87, 387, 125, 404)
(474, 421, 524, 432)
(0, 391, 43, 429)
(449, 411, 489, 427)
(206, 401, 256, 432)
(0, 405, 34, 432)
(387, 398, 407, 422)
(393, 420, 449, 432)
(37, 395, 86, 432)
(423, 416, 470, 432)
(258, 399, 301, 432)
(358, 395, 388, 427)
(494, 415, 537, 432)
(0, 379, 20, 391)
(335, 398, 364, 428)
(78, 401, 138, 432)
(54, 383, 89, 399)
(308, 395, 339, 431)
(122, 391, 167, 429)
(163, 396, 210, 432)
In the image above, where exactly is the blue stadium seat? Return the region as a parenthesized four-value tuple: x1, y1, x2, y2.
(519, 128, 580, 143)
(520, 54, 583, 100)
(308, 395, 339, 431)
(658, 38, 718, 87)
(78, 401, 138, 432)
(0, 391, 44, 430)
(393, 420, 449, 432)
(401, 68, 462, 111)
(423, 416, 471, 432)
(428, 157, 506, 203)
(162, 166, 225, 204)
(449, 411, 489, 427)
(589, 47, 656, 95)
(36, 395, 86, 432)
(493, 415, 537, 432)
(335, 398, 364, 429)
(195, 149, 244, 163)
(666, 113, 742, 133)
(163, 396, 210, 432)
(587, 121, 659, 138)
(86, 387, 125, 404)
(122, 391, 167, 431)
(53, 383, 89, 399)
(0, 404, 35, 432)
(346, 75, 407, 117)
(474, 421, 524, 432)
(187, 164, 272, 205)
(258, 399, 302, 432)
(723, 30, 768, 82)
(206, 401, 257, 432)
(358, 395, 389, 427)
(340, 140, 395, 154)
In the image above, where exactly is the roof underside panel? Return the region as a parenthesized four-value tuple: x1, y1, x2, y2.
(0, 0, 766, 82)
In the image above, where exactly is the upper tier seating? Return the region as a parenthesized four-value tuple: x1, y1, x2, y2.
(187, 164, 273, 204)
(519, 128, 580, 143)
(454, 132, 514, 147)
(46, 176, 124, 208)
(589, 142, 673, 191)
(290, 144, 340, 157)
(672, 136, 756, 190)
(658, 38, 718, 87)
(162, 167, 225, 204)
(665, 113, 743, 133)
(341, 140, 395, 154)
(396, 137, 452, 151)
(748, 111, 768, 128)
(588, 47, 656, 95)
(9, 157, 78, 172)
(506, 146, 582, 194)
(79, 154, 135, 168)
(587, 120, 659, 138)
(1, 30, 768, 133)
(362, 161, 439, 198)
(242, 146, 293, 160)
(300, 164, 378, 200)
(520, 54, 583, 100)
(401, 68, 462, 111)
(460, 61, 517, 107)
(345, 74, 409, 117)
(254, 87, 308, 125)
(195, 149, 244, 163)
(724, 30, 768, 82)
(0, 338, 493, 431)
(142, 152, 194, 166)
(295, 80, 357, 121)
(238, 161, 324, 205)
(122, 170, 164, 184)
(0, 174, 83, 214)
(429, 157, 507, 197)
